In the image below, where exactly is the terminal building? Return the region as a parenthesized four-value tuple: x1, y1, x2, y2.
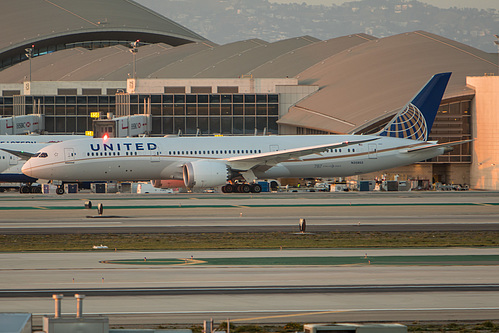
(0, 0, 498, 189)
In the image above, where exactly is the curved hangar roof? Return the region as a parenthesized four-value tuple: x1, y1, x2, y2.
(0, 0, 210, 69)
(1, 22, 497, 136)
(0, 34, 375, 82)
(282, 31, 498, 134)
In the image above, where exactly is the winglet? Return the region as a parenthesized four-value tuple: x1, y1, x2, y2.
(377, 72, 452, 141)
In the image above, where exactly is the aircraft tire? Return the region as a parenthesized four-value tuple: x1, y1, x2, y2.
(31, 186, 42, 194)
(251, 184, 262, 193)
(240, 184, 251, 193)
(20, 186, 31, 194)
(56, 187, 65, 195)
(223, 184, 233, 193)
(97, 203, 104, 215)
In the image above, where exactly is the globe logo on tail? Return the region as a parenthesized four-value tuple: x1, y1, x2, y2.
(379, 103, 428, 141)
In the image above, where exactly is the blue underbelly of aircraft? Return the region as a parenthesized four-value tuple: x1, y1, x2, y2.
(0, 174, 37, 183)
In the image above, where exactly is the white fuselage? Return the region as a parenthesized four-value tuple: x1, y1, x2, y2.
(0, 134, 87, 182)
(22, 135, 446, 184)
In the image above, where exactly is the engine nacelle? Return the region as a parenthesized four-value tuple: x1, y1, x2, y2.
(151, 179, 186, 189)
(183, 160, 231, 188)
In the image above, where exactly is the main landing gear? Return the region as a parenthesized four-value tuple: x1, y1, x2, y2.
(19, 184, 42, 194)
(221, 183, 262, 193)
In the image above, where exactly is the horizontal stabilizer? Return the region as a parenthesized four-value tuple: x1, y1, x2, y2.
(407, 139, 473, 153)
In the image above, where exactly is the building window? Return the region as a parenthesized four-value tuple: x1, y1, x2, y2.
(57, 89, 77, 95)
(217, 86, 238, 93)
(165, 87, 186, 93)
(192, 87, 212, 93)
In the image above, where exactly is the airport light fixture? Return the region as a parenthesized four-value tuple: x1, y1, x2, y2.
(24, 45, 33, 81)
(129, 40, 139, 80)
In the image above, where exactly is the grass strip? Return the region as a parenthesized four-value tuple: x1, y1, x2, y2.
(105, 255, 499, 266)
(1, 231, 499, 252)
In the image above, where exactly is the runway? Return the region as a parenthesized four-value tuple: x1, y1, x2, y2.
(1, 249, 499, 325)
(1, 191, 499, 326)
(1, 191, 499, 234)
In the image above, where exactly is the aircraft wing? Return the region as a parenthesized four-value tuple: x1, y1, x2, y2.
(0, 148, 37, 160)
(225, 137, 379, 171)
(406, 139, 473, 153)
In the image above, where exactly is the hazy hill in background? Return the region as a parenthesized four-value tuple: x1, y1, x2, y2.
(136, 0, 499, 52)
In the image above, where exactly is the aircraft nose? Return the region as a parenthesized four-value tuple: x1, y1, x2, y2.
(21, 159, 32, 177)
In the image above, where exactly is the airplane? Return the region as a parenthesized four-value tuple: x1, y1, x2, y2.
(21, 72, 470, 194)
(0, 134, 87, 193)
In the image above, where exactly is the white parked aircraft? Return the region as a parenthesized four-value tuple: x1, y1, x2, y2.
(22, 73, 468, 193)
(0, 134, 87, 192)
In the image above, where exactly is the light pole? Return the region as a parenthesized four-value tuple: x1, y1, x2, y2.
(25, 45, 33, 81)
(129, 40, 139, 80)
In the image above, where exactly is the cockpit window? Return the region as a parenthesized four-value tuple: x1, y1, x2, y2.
(37, 152, 48, 158)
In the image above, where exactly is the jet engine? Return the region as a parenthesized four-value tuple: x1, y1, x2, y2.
(183, 160, 231, 188)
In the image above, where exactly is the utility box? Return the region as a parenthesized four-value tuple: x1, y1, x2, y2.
(43, 184, 58, 194)
(359, 180, 375, 191)
(92, 183, 106, 193)
(43, 316, 108, 333)
(386, 180, 399, 191)
(304, 323, 407, 333)
(119, 182, 132, 193)
(257, 181, 270, 192)
(64, 183, 78, 194)
(106, 183, 118, 193)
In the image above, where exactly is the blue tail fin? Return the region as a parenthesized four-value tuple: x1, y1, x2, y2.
(377, 72, 451, 141)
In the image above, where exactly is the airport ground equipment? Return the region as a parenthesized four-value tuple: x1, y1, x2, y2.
(0, 114, 44, 135)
